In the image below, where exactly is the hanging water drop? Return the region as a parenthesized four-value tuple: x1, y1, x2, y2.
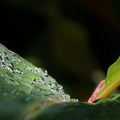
(42, 68, 48, 76)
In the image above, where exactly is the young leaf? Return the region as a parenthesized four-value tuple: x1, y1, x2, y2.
(88, 57, 120, 102)
(97, 57, 120, 99)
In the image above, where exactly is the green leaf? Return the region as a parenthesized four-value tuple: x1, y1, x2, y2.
(0, 43, 73, 120)
(98, 57, 120, 99)
(34, 101, 120, 120)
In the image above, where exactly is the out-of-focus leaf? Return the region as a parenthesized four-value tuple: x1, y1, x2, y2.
(34, 101, 120, 120)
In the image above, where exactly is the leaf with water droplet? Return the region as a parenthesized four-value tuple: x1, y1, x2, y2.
(0, 43, 75, 120)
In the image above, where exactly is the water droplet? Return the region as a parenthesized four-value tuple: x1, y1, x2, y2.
(41, 76, 45, 84)
(34, 79, 38, 82)
(6, 66, 13, 72)
(59, 85, 63, 90)
(13, 69, 20, 73)
(42, 68, 48, 76)
(4, 52, 7, 56)
(26, 66, 32, 71)
(34, 67, 40, 73)
(70, 99, 78, 102)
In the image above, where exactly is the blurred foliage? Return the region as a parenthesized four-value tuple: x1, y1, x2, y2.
(0, 0, 120, 101)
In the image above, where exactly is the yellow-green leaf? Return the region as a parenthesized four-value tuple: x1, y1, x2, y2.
(97, 57, 120, 99)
